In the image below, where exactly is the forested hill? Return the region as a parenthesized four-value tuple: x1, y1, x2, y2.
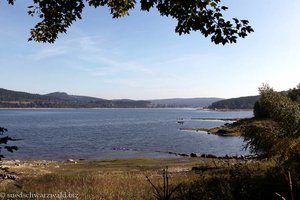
(208, 95, 260, 110)
(1, 88, 258, 109)
(0, 88, 150, 108)
(149, 97, 223, 108)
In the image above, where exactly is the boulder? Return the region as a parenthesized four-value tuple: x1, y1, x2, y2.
(206, 154, 217, 158)
(190, 153, 197, 157)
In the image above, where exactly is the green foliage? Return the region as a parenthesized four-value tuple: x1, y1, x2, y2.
(178, 164, 297, 200)
(5, 0, 253, 43)
(256, 84, 300, 137)
(288, 83, 300, 103)
(180, 176, 233, 200)
(253, 101, 270, 119)
(243, 84, 300, 166)
(243, 120, 281, 157)
(244, 84, 300, 200)
(0, 127, 18, 160)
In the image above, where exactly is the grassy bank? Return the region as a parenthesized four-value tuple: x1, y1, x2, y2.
(0, 158, 205, 199)
(180, 118, 257, 136)
(0, 157, 280, 200)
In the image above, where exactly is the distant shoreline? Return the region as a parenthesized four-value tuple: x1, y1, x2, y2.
(0, 107, 198, 110)
(198, 108, 253, 112)
(0, 107, 253, 111)
(191, 117, 241, 121)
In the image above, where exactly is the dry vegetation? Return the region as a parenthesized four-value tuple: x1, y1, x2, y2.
(0, 158, 265, 200)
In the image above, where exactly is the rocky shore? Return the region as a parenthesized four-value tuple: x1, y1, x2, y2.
(162, 151, 257, 160)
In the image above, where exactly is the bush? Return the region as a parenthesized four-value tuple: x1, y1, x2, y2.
(177, 164, 299, 200)
(253, 101, 270, 119)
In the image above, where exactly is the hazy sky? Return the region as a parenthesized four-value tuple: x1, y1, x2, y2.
(0, 1, 299, 99)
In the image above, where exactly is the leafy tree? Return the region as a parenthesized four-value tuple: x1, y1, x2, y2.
(243, 84, 300, 200)
(244, 84, 300, 167)
(253, 101, 269, 119)
(288, 83, 300, 103)
(4, 0, 253, 44)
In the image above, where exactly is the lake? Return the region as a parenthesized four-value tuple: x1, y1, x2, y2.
(0, 108, 253, 160)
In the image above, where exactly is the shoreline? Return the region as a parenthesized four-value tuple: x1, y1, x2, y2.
(180, 117, 254, 136)
(208, 108, 253, 112)
(0, 156, 257, 171)
(179, 127, 240, 136)
(0, 107, 253, 111)
(191, 117, 240, 121)
(1, 150, 257, 164)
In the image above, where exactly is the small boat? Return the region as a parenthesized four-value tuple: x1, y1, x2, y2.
(177, 118, 184, 124)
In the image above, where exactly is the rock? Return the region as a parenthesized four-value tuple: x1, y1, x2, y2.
(206, 154, 217, 159)
(190, 153, 197, 157)
(178, 153, 189, 157)
(216, 129, 228, 134)
(166, 151, 178, 156)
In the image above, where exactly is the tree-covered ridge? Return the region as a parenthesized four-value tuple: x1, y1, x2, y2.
(0, 88, 150, 108)
(0, 88, 56, 102)
(208, 95, 260, 110)
(0, 88, 224, 108)
(149, 97, 223, 108)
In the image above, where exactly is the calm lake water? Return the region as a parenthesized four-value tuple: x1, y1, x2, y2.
(0, 108, 253, 160)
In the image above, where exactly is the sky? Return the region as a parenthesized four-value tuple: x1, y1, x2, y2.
(0, 1, 299, 100)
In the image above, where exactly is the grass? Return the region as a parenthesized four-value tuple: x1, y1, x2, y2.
(0, 158, 205, 200)
(17, 172, 152, 199)
(0, 158, 286, 200)
(0, 158, 288, 200)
